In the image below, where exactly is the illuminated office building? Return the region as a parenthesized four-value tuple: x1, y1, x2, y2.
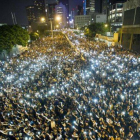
(26, 6, 36, 25)
(83, 0, 95, 15)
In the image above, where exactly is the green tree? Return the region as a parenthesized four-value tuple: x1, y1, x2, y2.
(44, 30, 51, 37)
(84, 23, 108, 38)
(0, 25, 29, 52)
(30, 32, 39, 41)
(73, 31, 79, 35)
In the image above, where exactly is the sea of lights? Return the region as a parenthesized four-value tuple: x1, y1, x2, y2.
(0, 32, 140, 139)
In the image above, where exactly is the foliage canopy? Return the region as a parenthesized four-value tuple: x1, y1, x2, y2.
(0, 25, 29, 52)
(30, 32, 39, 41)
(84, 23, 109, 38)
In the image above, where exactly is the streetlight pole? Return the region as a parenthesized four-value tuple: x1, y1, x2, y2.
(50, 16, 61, 38)
(50, 20, 53, 38)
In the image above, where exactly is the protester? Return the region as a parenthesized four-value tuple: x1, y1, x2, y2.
(0, 32, 139, 140)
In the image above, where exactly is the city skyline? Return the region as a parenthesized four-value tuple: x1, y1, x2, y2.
(0, 0, 83, 25)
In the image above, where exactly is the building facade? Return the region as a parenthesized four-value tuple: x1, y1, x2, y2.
(59, 0, 69, 16)
(95, 0, 102, 13)
(77, 5, 83, 15)
(83, 0, 86, 15)
(45, 0, 58, 21)
(47, 3, 57, 19)
(26, 0, 46, 25)
(120, 0, 140, 52)
(83, 0, 95, 15)
(96, 14, 107, 23)
(55, 2, 67, 28)
(109, 2, 123, 32)
(102, 0, 108, 14)
(34, 0, 46, 22)
(26, 6, 36, 25)
(75, 15, 91, 29)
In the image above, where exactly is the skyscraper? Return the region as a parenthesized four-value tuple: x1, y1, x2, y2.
(59, 0, 69, 16)
(34, 0, 46, 22)
(102, 0, 108, 14)
(77, 5, 83, 15)
(95, 0, 109, 14)
(83, 0, 95, 15)
(55, 2, 67, 28)
(45, 0, 58, 21)
(95, 0, 102, 13)
(90, 0, 96, 14)
(108, 0, 127, 31)
(83, 0, 86, 15)
(26, 6, 36, 25)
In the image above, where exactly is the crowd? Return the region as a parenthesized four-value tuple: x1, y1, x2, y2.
(0, 31, 140, 140)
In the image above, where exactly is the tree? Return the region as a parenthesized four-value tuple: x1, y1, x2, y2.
(0, 25, 29, 52)
(30, 32, 39, 41)
(84, 23, 108, 38)
(44, 30, 51, 37)
(73, 31, 79, 35)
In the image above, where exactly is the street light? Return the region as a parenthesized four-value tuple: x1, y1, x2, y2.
(105, 24, 108, 27)
(41, 17, 45, 22)
(50, 16, 61, 38)
(105, 24, 111, 33)
(56, 16, 61, 22)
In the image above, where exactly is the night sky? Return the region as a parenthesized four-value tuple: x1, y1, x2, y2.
(0, 0, 34, 25)
(69, 0, 83, 11)
(0, 0, 83, 26)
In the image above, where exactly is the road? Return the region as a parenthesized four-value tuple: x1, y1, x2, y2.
(0, 32, 140, 139)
